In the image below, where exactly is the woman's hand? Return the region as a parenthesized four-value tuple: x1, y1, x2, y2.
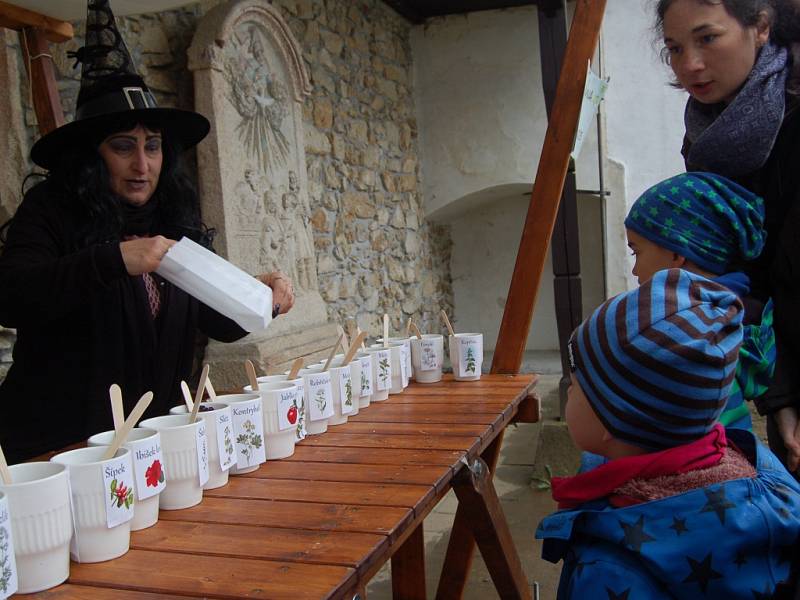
(120, 236, 175, 276)
(775, 406, 800, 471)
(256, 271, 295, 315)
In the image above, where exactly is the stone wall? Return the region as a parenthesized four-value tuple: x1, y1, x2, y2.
(0, 0, 453, 383)
(265, 0, 453, 336)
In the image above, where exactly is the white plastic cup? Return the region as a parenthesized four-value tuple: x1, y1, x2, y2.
(449, 333, 484, 381)
(138, 414, 206, 510)
(250, 381, 298, 459)
(371, 343, 405, 394)
(355, 351, 374, 408)
(299, 366, 333, 435)
(216, 393, 265, 474)
(50, 446, 133, 563)
(411, 334, 444, 383)
(0, 462, 71, 593)
(86, 428, 163, 529)
(363, 347, 392, 402)
(168, 402, 233, 490)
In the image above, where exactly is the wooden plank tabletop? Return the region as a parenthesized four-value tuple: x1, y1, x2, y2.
(19, 373, 536, 599)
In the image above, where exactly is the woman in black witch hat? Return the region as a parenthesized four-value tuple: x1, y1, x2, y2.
(0, 0, 295, 462)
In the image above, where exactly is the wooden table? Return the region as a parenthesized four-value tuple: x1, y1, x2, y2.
(22, 374, 539, 600)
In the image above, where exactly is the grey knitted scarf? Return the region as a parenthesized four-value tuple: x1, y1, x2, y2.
(685, 42, 789, 177)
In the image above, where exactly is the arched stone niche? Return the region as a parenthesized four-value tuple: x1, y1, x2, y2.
(188, 0, 336, 387)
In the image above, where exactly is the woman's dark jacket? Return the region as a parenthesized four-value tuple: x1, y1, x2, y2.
(683, 44, 800, 416)
(0, 180, 246, 462)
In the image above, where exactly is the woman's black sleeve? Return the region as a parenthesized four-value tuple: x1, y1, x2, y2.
(0, 192, 128, 327)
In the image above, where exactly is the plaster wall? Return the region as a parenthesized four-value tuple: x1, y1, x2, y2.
(411, 6, 605, 351)
(602, 0, 688, 294)
(450, 191, 605, 351)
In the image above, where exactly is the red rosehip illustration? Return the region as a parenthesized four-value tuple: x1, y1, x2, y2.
(287, 406, 298, 425)
(115, 485, 128, 501)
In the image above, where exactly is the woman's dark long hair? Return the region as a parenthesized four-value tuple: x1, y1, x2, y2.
(654, 0, 800, 48)
(2, 113, 213, 249)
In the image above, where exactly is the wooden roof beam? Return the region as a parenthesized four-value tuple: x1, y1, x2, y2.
(0, 0, 73, 42)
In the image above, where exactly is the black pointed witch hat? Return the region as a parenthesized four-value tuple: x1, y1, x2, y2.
(31, 0, 209, 170)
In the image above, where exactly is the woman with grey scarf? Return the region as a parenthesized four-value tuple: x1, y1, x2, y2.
(655, 0, 800, 476)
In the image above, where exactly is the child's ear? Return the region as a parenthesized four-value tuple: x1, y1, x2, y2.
(602, 430, 614, 442)
(671, 253, 687, 268)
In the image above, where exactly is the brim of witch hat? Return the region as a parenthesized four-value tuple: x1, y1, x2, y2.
(30, 95, 210, 171)
(30, 0, 210, 170)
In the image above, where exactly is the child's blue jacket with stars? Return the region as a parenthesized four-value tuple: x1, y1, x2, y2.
(536, 430, 800, 599)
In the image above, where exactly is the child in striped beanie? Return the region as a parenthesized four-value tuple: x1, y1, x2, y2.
(624, 172, 774, 431)
(536, 269, 800, 599)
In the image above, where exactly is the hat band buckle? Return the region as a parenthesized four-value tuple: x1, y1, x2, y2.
(123, 87, 151, 110)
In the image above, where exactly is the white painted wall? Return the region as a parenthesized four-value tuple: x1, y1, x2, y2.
(449, 191, 605, 351)
(602, 0, 688, 294)
(411, 1, 689, 351)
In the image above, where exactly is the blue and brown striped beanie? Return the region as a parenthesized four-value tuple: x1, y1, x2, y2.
(567, 269, 743, 450)
(624, 172, 765, 274)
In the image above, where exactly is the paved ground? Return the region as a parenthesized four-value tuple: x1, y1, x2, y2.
(366, 361, 770, 599)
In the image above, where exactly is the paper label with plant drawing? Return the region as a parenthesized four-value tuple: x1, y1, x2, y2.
(306, 374, 333, 421)
(294, 384, 307, 441)
(359, 356, 373, 396)
(399, 345, 409, 385)
(339, 370, 354, 415)
(232, 401, 266, 468)
(420, 339, 439, 371)
(195, 421, 210, 486)
(0, 496, 18, 598)
(130, 434, 165, 501)
(375, 350, 392, 391)
(458, 337, 483, 377)
(277, 388, 300, 431)
(215, 410, 235, 471)
(101, 454, 135, 528)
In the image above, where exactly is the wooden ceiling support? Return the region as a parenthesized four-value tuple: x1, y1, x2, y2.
(20, 26, 65, 136)
(491, 0, 606, 374)
(0, 0, 73, 42)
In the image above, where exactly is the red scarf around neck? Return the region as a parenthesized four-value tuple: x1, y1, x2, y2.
(551, 424, 728, 510)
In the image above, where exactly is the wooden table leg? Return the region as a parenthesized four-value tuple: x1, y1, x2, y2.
(450, 456, 531, 600)
(435, 431, 505, 600)
(392, 521, 427, 600)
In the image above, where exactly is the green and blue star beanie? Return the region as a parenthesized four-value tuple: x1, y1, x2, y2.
(624, 172, 765, 274)
(567, 269, 743, 450)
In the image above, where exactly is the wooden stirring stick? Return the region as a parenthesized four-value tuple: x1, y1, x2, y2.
(102, 391, 154, 460)
(356, 326, 367, 349)
(383, 314, 390, 348)
(405, 318, 412, 336)
(189, 364, 210, 425)
(245, 359, 259, 392)
(441, 309, 456, 337)
(287, 357, 304, 380)
(180, 381, 193, 412)
(205, 377, 218, 402)
(410, 322, 423, 340)
(322, 333, 344, 371)
(109, 384, 124, 433)
(337, 324, 350, 353)
(0, 443, 12, 484)
(342, 331, 367, 365)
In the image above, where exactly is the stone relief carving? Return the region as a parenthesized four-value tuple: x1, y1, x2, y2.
(281, 171, 317, 292)
(222, 25, 290, 174)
